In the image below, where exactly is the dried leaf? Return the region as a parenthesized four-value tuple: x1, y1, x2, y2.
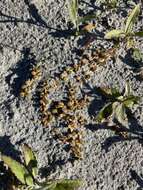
(105, 29, 125, 39)
(1, 155, 34, 186)
(22, 144, 38, 178)
(125, 4, 140, 33)
(82, 23, 96, 32)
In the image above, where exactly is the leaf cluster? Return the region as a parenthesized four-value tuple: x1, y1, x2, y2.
(105, 4, 143, 47)
(96, 82, 140, 126)
(1, 145, 82, 190)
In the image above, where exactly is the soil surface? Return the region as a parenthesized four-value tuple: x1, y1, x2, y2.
(0, 0, 143, 189)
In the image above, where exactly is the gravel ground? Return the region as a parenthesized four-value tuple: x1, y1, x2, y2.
(0, 0, 143, 189)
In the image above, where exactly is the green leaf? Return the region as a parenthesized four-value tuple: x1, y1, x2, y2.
(67, 0, 78, 28)
(125, 4, 140, 33)
(114, 103, 128, 126)
(97, 86, 120, 98)
(46, 183, 57, 190)
(96, 87, 112, 96)
(123, 95, 140, 108)
(55, 179, 83, 190)
(17, 185, 30, 189)
(105, 30, 125, 39)
(22, 144, 38, 178)
(111, 87, 121, 98)
(1, 155, 34, 186)
(124, 82, 131, 97)
(39, 180, 82, 190)
(117, 95, 124, 101)
(96, 102, 113, 123)
(32, 183, 57, 190)
(134, 31, 143, 37)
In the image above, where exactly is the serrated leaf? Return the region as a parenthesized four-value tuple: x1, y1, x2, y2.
(124, 82, 131, 97)
(22, 144, 38, 178)
(96, 102, 113, 123)
(105, 30, 125, 39)
(125, 4, 140, 33)
(1, 155, 34, 186)
(67, 0, 78, 28)
(134, 31, 143, 37)
(114, 103, 128, 126)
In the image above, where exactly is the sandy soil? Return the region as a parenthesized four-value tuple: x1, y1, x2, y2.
(0, 0, 143, 189)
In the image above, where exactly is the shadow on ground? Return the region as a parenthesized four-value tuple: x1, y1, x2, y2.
(86, 120, 143, 153)
(0, 135, 20, 159)
(5, 48, 36, 101)
(0, 135, 69, 186)
(84, 82, 143, 153)
(130, 169, 143, 190)
(120, 49, 143, 69)
(0, 0, 111, 39)
(120, 49, 143, 81)
(0, 0, 47, 28)
(0, 1, 74, 39)
(39, 154, 67, 178)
